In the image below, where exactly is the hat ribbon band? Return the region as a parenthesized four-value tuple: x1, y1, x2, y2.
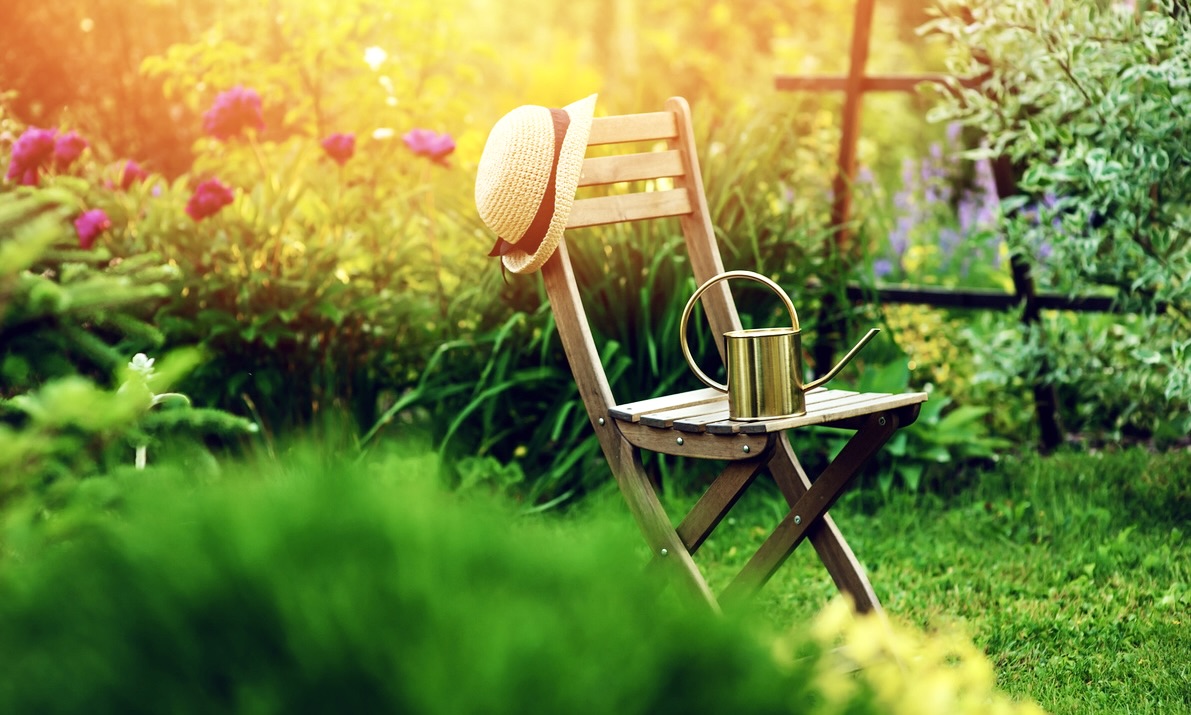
(487, 107, 571, 259)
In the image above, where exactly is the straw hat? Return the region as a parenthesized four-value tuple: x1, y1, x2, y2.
(476, 94, 597, 274)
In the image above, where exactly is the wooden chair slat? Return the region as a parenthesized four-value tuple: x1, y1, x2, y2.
(640, 401, 730, 428)
(566, 189, 691, 229)
(587, 112, 678, 146)
(734, 392, 929, 434)
(673, 409, 732, 433)
(805, 388, 857, 406)
(609, 387, 724, 422)
(578, 150, 686, 187)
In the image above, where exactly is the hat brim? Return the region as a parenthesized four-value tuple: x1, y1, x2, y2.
(501, 94, 597, 274)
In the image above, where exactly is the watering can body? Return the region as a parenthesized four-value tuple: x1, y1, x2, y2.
(680, 271, 879, 420)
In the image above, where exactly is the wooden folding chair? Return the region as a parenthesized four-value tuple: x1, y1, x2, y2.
(541, 97, 927, 613)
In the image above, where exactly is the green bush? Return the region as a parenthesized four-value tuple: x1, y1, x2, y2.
(0, 166, 256, 501)
(925, 0, 1191, 406)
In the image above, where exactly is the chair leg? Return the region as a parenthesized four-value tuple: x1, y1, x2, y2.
(767, 433, 882, 614)
(721, 412, 900, 607)
(674, 445, 775, 554)
(607, 440, 722, 613)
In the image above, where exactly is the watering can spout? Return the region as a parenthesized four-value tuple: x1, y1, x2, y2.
(804, 328, 881, 391)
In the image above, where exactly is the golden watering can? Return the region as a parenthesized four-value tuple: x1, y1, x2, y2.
(679, 271, 880, 420)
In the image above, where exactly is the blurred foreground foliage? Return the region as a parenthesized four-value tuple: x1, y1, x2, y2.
(0, 445, 1043, 715)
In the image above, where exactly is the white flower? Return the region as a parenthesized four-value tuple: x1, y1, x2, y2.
(128, 353, 155, 379)
(363, 46, 388, 70)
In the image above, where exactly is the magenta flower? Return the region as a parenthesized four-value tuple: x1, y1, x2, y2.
(320, 132, 356, 165)
(186, 179, 235, 221)
(53, 131, 88, 168)
(74, 209, 111, 249)
(403, 129, 455, 166)
(5, 127, 57, 186)
(120, 160, 149, 190)
(202, 86, 265, 141)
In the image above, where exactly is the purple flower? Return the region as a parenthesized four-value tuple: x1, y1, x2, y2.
(53, 131, 88, 168)
(202, 86, 265, 141)
(874, 259, 894, 278)
(186, 178, 235, 221)
(889, 216, 912, 257)
(320, 132, 356, 165)
(120, 160, 149, 190)
(5, 127, 57, 185)
(403, 128, 455, 166)
(74, 209, 111, 249)
(938, 228, 960, 261)
(945, 122, 963, 148)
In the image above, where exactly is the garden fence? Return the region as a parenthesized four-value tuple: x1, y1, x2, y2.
(773, 0, 1159, 451)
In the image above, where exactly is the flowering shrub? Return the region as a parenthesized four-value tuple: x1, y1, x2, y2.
(73, 209, 111, 249)
(4, 127, 57, 186)
(857, 126, 1008, 291)
(320, 132, 355, 165)
(403, 129, 456, 166)
(119, 160, 148, 189)
(201, 85, 266, 141)
(184, 178, 235, 221)
(52, 131, 87, 168)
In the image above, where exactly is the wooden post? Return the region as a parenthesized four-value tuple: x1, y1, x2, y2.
(989, 156, 1064, 451)
(814, 0, 876, 378)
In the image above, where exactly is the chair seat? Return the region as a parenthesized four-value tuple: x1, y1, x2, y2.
(610, 387, 928, 434)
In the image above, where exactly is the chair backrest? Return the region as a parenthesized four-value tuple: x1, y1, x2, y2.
(540, 97, 742, 432)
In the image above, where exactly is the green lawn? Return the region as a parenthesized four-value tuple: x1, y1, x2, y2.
(640, 447, 1190, 715)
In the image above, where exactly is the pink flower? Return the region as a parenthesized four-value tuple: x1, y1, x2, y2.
(5, 127, 57, 185)
(320, 132, 355, 165)
(186, 179, 235, 221)
(120, 160, 149, 190)
(74, 209, 111, 249)
(202, 86, 265, 141)
(53, 131, 88, 168)
(403, 129, 455, 166)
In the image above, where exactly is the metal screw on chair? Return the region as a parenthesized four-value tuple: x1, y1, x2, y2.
(676, 437, 684, 446)
(660, 548, 669, 557)
(794, 515, 802, 525)
(742, 444, 750, 453)
(879, 416, 886, 426)
(598, 417, 605, 426)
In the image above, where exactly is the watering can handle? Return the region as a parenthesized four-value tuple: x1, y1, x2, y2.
(679, 270, 801, 393)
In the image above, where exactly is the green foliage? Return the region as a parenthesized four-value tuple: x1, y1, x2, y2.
(955, 310, 1191, 443)
(0, 188, 176, 393)
(790, 360, 1011, 498)
(0, 173, 256, 504)
(0, 447, 1044, 715)
(925, 0, 1191, 403)
(0, 347, 253, 506)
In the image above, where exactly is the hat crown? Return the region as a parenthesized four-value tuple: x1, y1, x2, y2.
(475, 105, 556, 243)
(473, 94, 597, 274)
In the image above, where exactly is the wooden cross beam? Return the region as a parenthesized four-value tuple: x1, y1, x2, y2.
(773, 0, 978, 249)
